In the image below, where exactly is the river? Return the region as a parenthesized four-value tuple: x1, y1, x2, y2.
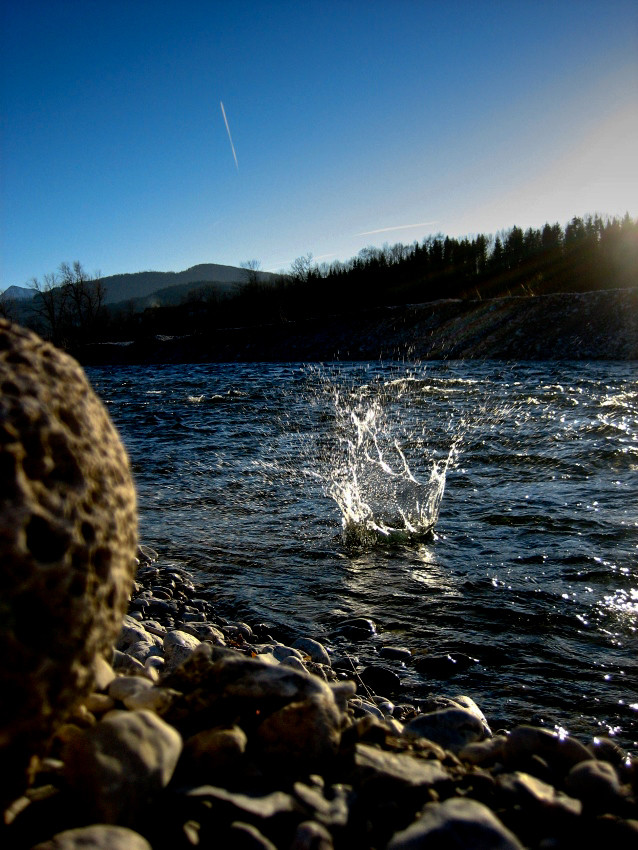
(87, 360, 638, 752)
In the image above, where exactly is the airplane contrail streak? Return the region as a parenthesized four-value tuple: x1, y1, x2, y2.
(220, 101, 239, 170)
(355, 221, 437, 236)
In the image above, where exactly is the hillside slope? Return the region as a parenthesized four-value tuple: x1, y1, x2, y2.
(99, 263, 276, 304)
(80, 287, 638, 364)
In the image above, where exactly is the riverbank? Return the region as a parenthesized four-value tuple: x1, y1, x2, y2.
(79, 288, 638, 365)
(6, 548, 637, 850)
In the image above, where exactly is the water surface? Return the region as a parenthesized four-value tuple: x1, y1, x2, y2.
(88, 360, 638, 751)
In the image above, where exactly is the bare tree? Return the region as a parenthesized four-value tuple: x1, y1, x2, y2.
(29, 261, 105, 346)
(57, 261, 105, 341)
(29, 271, 67, 344)
(289, 253, 314, 283)
(240, 259, 261, 287)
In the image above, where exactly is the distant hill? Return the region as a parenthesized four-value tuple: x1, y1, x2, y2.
(1, 263, 280, 323)
(1, 285, 35, 300)
(98, 263, 277, 305)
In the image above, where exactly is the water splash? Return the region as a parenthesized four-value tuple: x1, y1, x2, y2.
(323, 379, 461, 548)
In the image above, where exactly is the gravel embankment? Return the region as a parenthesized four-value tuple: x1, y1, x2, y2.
(5, 548, 637, 850)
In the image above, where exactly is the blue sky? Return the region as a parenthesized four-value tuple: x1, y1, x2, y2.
(1, 1, 637, 289)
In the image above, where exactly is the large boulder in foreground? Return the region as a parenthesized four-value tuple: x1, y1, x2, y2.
(0, 320, 137, 803)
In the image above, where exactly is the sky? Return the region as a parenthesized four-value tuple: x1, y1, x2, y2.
(1, 1, 637, 290)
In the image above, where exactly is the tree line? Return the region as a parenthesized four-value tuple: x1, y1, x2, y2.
(2, 213, 636, 349)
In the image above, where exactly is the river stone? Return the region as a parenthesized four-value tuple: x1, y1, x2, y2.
(290, 820, 334, 850)
(163, 629, 201, 672)
(228, 822, 278, 850)
(108, 674, 154, 703)
(181, 725, 248, 781)
(503, 725, 592, 774)
(565, 759, 622, 806)
(273, 644, 305, 663)
(161, 646, 351, 768)
(360, 664, 402, 695)
(497, 770, 582, 818)
(292, 637, 332, 666)
(403, 707, 487, 752)
(0, 320, 137, 802)
(352, 742, 449, 792)
(117, 615, 159, 651)
(63, 708, 182, 824)
(387, 797, 524, 849)
(32, 825, 152, 850)
(379, 646, 412, 661)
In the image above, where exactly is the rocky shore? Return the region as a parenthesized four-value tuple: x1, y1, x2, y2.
(80, 288, 638, 365)
(5, 547, 637, 850)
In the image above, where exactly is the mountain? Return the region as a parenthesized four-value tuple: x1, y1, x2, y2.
(1, 285, 35, 300)
(98, 263, 277, 305)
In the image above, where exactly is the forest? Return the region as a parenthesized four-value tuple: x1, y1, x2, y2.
(3, 213, 637, 351)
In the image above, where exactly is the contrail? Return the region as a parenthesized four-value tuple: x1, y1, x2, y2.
(355, 221, 437, 236)
(220, 101, 238, 170)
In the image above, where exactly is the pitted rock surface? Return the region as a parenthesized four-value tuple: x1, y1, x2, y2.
(0, 319, 137, 801)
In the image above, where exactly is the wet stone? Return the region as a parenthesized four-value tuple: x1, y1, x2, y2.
(403, 707, 487, 753)
(359, 664, 402, 695)
(333, 618, 377, 641)
(379, 646, 412, 661)
(332, 655, 359, 673)
(588, 736, 628, 768)
(413, 652, 478, 679)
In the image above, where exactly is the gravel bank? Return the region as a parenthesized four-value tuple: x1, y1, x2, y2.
(5, 547, 637, 850)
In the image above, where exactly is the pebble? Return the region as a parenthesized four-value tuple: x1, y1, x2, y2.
(403, 707, 487, 752)
(272, 644, 305, 663)
(31, 825, 152, 850)
(503, 725, 593, 773)
(63, 709, 182, 824)
(413, 652, 478, 678)
(163, 629, 201, 672)
(497, 770, 582, 818)
(566, 759, 623, 807)
(387, 797, 524, 849)
(333, 617, 377, 641)
(108, 675, 154, 703)
(83, 693, 116, 715)
(290, 820, 334, 850)
(359, 664, 402, 695)
(352, 742, 449, 791)
(180, 725, 248, 782)
(112, 649, 147, 675)
(379, 646, 412, 661)
(292, 637, 332, 666)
